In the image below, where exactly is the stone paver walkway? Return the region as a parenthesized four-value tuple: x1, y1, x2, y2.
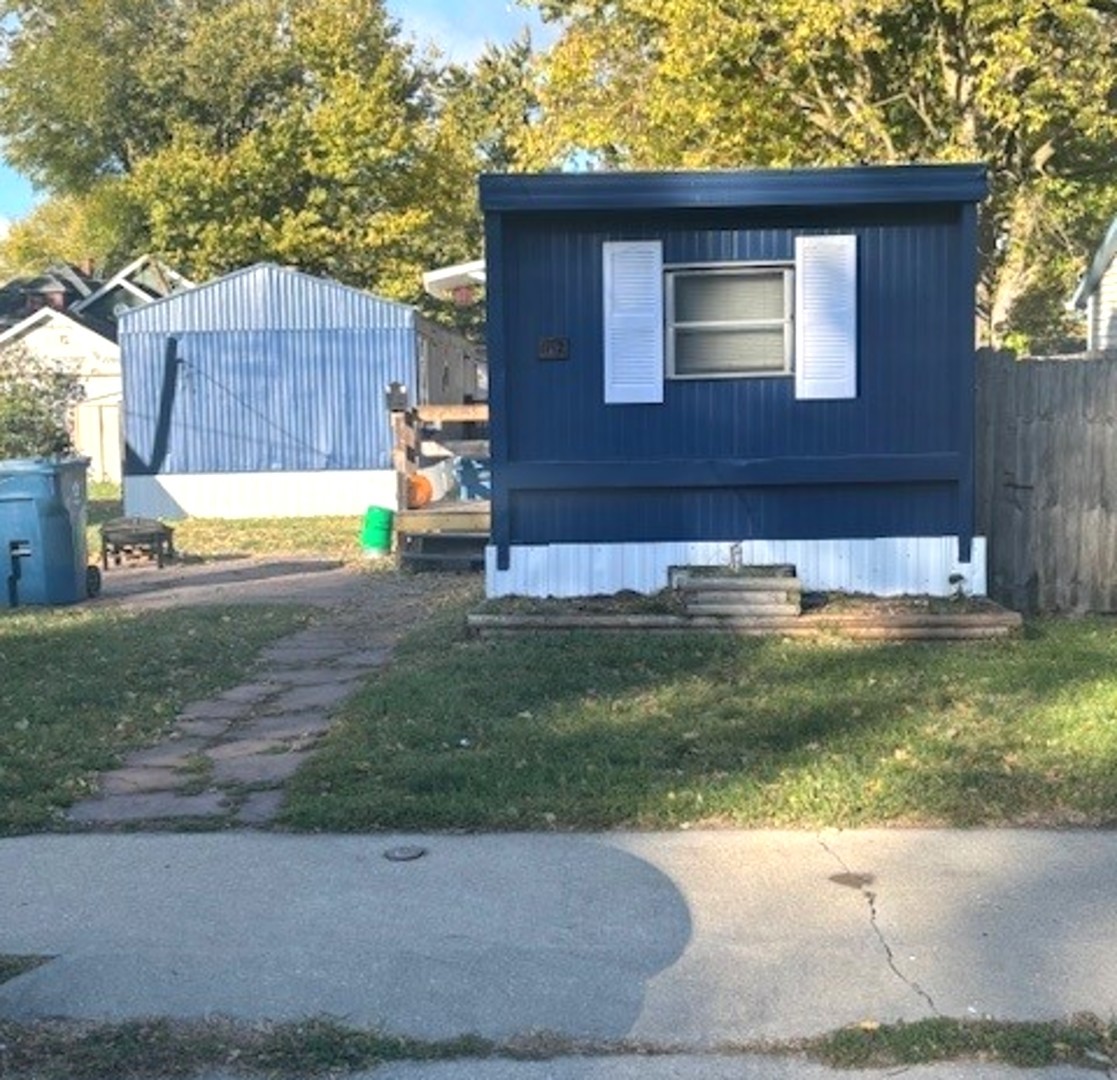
(66, 566, 478, 829)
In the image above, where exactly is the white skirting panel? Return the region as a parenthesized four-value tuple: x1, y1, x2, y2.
(124, 470, 399, 520)
(485, 537, 988, 599)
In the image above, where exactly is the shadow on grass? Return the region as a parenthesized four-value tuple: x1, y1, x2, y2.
(284, 610, 1117, 831)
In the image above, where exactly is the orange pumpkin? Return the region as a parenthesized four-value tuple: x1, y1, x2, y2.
(407, 473, 433, 509)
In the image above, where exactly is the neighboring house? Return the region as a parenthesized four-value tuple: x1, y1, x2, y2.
(0, 256, 190, 482)
(118, 262, 482, 520)
(1071, 215, 1117, 352)
(0, 264, 101, 332)
(70, 254, 193, 324)
(0, 308, 121, 482)
(479, 164, 989, 598)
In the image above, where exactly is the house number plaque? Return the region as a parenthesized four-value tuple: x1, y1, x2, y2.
(538, 336, 570, 361)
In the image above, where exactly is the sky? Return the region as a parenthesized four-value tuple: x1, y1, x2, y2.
(0, 0, 554, 231)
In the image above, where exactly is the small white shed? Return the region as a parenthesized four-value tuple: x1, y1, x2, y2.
(1072, 215, 1117, 352)
(0, 308, 122, 482)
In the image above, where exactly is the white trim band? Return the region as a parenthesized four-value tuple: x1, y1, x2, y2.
(125, 470, 399, 520)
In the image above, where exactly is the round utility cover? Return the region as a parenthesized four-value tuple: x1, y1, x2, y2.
(384, 845, 427, 862)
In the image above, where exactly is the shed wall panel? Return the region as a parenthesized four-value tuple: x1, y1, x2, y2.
(123, 327, 415, 474)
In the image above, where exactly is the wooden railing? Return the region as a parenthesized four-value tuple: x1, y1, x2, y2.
(390, 402, 490, 509)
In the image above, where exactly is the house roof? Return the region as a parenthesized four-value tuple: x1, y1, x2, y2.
(0, 263, 103, 329)
(1071, 214, 1117, 310)
(479, 164, 989, 213)
(0, 306, 117, 349)
(70, 253, 193, 317)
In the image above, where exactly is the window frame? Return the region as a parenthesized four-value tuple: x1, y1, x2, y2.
(664, 261, 795, 381)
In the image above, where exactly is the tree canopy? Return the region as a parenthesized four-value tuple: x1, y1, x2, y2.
(2, 0, 1115, 344)
(527, 0, 1117, 347)
(0, 0, 482, 303)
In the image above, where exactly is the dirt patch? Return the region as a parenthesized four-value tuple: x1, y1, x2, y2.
(478, 588, 1000, 618)
(801, 591, 1005, 616)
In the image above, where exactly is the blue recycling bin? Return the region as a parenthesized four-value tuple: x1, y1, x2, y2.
(0, 457, 92, 607)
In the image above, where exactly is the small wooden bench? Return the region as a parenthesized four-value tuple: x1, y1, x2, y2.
(100, 517, 176, 569)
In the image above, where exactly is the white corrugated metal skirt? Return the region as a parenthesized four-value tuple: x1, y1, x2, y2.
(485, 537, 987, 598)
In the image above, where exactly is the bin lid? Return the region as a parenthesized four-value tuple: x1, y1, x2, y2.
(0, 457, 91, 476)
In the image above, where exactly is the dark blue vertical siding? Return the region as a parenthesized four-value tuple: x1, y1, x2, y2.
(489, 195, 979, 547)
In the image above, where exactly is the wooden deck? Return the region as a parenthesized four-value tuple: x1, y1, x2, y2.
(396, 499, 489, 570)
(395, 499, 490, 536)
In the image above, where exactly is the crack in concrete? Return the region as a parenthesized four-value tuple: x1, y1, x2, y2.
(817, 834, 939, 1015)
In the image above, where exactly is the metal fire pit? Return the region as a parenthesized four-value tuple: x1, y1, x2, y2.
(100, 517, 176, 569)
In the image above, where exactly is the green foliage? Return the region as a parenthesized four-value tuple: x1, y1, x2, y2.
(0, 182, 147, 277)
(0, 344, 83, 458)
(439, 33, 541, 174)
(0, 0, 500, 304)
(127, 0, 479, 300)
(527, 0, 1117, 349)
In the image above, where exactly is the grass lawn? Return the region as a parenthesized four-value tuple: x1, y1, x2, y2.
(0, 603, 309, 833)
(283, 604, 1117, 831)
(86, 483, 370, 563)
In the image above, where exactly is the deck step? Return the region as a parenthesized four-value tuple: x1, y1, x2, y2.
(400, 551, 485, 572)
(398, 530, 486, 573)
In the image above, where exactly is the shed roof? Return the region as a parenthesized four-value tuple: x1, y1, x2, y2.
(1071, 214, 1117, 309)
(480, 164, 988, 213)
(118, 262, 414, 334)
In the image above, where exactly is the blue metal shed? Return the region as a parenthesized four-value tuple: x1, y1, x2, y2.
(480, 165, 989, 598)
(118, 263, 481, 519)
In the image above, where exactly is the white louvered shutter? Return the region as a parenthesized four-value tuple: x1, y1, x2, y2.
(603, 240, 664, 404)
(794, 235, 858, 400)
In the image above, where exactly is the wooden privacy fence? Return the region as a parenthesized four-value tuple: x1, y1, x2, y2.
(976, 348, 1117, 613)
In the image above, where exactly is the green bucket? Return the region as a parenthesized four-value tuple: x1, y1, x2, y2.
(359, 505, 394, 556)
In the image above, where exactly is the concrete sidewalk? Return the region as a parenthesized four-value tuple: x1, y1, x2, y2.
(1, 830, 1114, 1077)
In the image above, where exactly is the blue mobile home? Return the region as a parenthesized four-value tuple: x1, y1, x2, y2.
(480, 165, 988, 597)
(119, 263, 482, 519)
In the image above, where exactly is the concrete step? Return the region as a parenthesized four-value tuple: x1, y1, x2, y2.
(684, 589, 798, 606)
(676, 576, 800, 594)
(685, 602, 801, 618)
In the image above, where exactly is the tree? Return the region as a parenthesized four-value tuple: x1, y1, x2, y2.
(439, 33, 541, 174)
(527, 0, 1117, 347)
(0, 182, 147, 277)
(0, 0, 482, 303)
(0, 344, 83, 458)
